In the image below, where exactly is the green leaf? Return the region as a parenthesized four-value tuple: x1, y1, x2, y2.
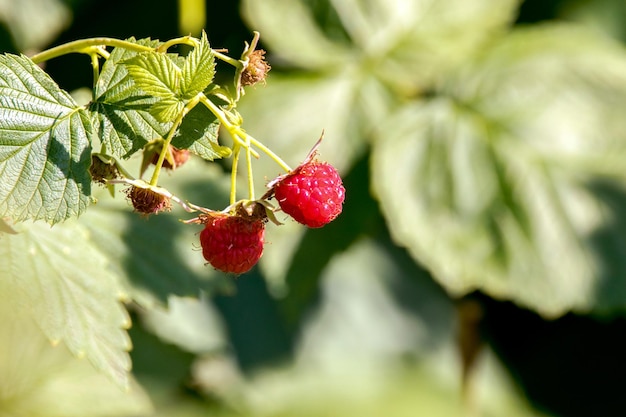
(124, 52, 184, 122)
(241, 0, 353, 69)
(0, 302, 152, 417)
(91, 38, 171, 158)
(243, 0, 520, 91)
(0, 53, 92, 224)
(181, 31, 215, 99)
(0, 220, 132, 388)
(173, 103, 231, 160)
(0, 0, 70, 51)
(371, 25, 626, 317)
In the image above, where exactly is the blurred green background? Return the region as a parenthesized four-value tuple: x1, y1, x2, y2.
(3, 0, 626, 416)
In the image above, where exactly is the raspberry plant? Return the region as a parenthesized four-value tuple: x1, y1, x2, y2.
(0, 29, 344, 388)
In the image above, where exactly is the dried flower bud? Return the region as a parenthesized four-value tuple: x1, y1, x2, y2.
(150, 145, 190, 170)
(126, 185, 171, 215)
(90, 155, 120, 185)
(241, 49, 271, 87)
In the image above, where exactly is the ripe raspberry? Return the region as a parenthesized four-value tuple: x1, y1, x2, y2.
(199, 214, 266, 274)
(274, 162, 345, 228)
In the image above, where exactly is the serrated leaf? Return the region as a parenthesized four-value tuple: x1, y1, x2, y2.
(0, 53, 92, 224)
(371, 26, 626, 317)
(124, 52, 184, 122)
(173, 103, 231, 160)
(181, 31, 215, 99)
(0, 302, 152, 416)
(0, 220, 132, 388)
(91, 38, 171, 158)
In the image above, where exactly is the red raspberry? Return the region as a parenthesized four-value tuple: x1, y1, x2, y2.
(199, 214, 265, 274)
(274, 162, 345, 228)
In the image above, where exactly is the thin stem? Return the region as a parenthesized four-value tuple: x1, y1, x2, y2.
(248, 135, 292, 172)
(156, 35, 199, 53)
(90, 53, 100, 89)
(150, 93, 202, 186)
(30, 38, 155, 64)
(230, 145, 241, 205)
(198, 95, 260, 158)
(214, 51, 242, 68)
(245, 138, 255, 200)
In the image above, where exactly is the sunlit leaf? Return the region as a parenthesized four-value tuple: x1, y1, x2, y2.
(91, 38, 170, 158)
(180, 31, 215, 99)
(0, 53, 92, 224)
(0, 220, 132, 388)
(124, 52, 183, 122)
(372, 25, 626, 317)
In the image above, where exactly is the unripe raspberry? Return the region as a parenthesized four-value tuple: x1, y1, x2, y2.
(126, 185, 171, 215)
(199, 212, 266, 274)
(273, 161, 345, 228)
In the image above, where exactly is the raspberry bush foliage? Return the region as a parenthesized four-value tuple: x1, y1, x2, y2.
(0, 23, 344, 395)
(4, 0, 626, 416)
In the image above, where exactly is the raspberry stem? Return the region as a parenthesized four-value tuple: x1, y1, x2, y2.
(150, 93, 202, 186)
(230, 145, 241, 205)
(30, 38, 155, 64)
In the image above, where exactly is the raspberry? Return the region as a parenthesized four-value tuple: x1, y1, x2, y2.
(274, 161, 345, 228)
(199, 214, 266, 274)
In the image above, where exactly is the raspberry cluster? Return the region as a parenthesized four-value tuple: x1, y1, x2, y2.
(193, 157, 345, 275)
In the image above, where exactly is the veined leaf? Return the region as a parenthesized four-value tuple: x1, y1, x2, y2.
(0, 220, 132, 388)
(0, 302, 152, 417)
(173, 103, 231, 160)
(0, 53, 92, 224)
(91, 38, 170, 158)
(181, 31, 215, 99)
(124, 52, 184, 122)
(372, 26, 626, 317)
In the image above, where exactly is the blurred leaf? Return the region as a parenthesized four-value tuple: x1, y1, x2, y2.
(0, 221, 132, 388)
(238, 73, 363, 193)
(0, 54, 92, 224)
(0, 304, 152, 417)
(241, 0, 352, 70)
(91, 38, 170, 158)
(372, 25, 626, 317)
(140, 294, 227, 354)
(0, 0, 70, 51)
(244, 0, 520, 92)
